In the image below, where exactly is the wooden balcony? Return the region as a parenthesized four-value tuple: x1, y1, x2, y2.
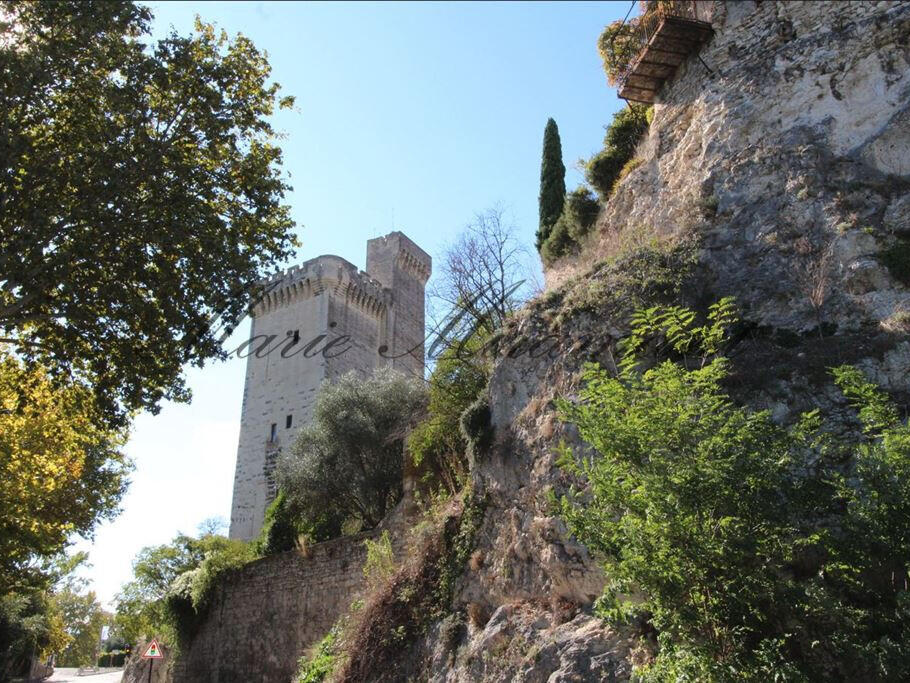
(613, 1, 714, 104)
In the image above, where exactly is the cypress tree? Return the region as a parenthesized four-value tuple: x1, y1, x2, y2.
(537, 117, 566, 250)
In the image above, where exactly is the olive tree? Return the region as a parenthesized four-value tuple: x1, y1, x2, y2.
(277, 368, 427, 534)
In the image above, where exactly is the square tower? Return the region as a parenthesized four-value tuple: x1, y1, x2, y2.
(366, 231, 432, 379)
(228, 233, 430, 541)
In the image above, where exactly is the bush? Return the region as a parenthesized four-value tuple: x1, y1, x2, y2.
(539, 186, 602, 264)
(363, 531, 396, 591)
(539, 211, 576, 265)
(585, 105, 650, 200)
(556, 301, 910, 681)
(408, 334, 489, 492)
(296, 621, 343, 682)
(97, 651, 128, 667)
(254, 491, 307, 555)
(879, 236, 910, 286)
(279, 368, 427, 533)
(459, 393, 493, 462)
(563, 186, 601, 240)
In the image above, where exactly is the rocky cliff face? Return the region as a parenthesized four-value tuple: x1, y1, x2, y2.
(394, 2, 910, 680)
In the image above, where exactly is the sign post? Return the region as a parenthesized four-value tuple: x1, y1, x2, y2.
(141, 639, 164, 683)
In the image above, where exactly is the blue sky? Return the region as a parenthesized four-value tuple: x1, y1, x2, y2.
(76, 0, 630, 605)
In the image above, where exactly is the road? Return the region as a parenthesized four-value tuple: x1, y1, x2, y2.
(46, 669, 123, 683)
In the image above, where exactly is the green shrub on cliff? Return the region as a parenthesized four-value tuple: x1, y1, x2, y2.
(585, 104, 649, 200)
(556, 301, 910, 681)
(296, 623, 342, 683)
(539, 105, 650, 265)
(409, 334, 490, 491)
(540, 186, 601, 264)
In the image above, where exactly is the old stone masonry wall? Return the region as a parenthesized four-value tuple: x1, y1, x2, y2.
(173, 528, 380, 683)
(172, 533, 365, 682)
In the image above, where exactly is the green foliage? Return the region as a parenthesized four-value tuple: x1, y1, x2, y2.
(879, 237, 910, 286)
(255, 491, 302, 556)
(0, 553, 90, 679)
(96, 650, 129, 668)
(539, 186, 602, 264)
(597, 19, 640, 86)
(363, 532, 396, 592)
(54, 587, 109, 667)
(114, 530, 253, 649)
(556, 301, 910, 681)
(0, 1, 297, 426)
(0, 589, 67, 679)
(539, 212, 576, 265)
(540, 106, 650, 263)
(408, 334, 489, 492)
(563, 187, 601, 241)
(619, 297, 737, 371)
(296, 621, 343, 683)
(0, 350, 128, 593)
(585, 105, 650, 200)
(279, 368, 427, 532)
(537, 118, 567, 249)
(459, 393, 493, 461)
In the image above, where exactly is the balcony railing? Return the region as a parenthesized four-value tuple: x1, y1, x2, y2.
(609, 1, 713, 103)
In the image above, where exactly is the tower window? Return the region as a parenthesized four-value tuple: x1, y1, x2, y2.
(286, 414, 293, 429)
(269, 423, 277, 442)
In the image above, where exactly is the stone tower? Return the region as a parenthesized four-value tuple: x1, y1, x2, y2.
(228, 231, 431, 541)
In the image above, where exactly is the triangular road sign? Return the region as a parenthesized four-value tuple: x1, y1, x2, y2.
(141, 638, 164, 659)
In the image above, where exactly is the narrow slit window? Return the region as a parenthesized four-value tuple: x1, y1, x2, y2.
(269, 423, 277, 442)
(285, 414, 292, 429)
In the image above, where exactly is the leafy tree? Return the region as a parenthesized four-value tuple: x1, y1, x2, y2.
(0, 349, 129, 592)
(556, 301, 910, 680)
(113, 533, 211, 645)
(537, 118, 566, 250)
(278, 369, 427, 533)
(54, 589, 109, 667)
(0, 553, 88, 680)
(0, 1, 297, 427)
(113, 531, 253, 647)
(0, 589, 68, 680)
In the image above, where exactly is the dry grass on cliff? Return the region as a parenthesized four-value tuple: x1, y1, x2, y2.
(544, 221, 672, 291)
(331, 490, 482, 682)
